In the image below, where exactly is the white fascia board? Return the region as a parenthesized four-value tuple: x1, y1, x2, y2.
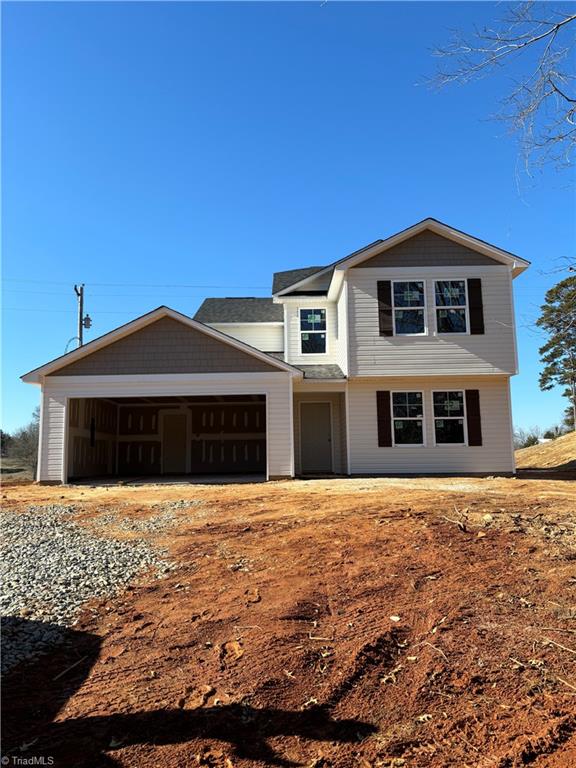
(327, 268, 345, 302)
(208, 322, 284, 326)
(273, 296, 335, 305)
(22, 306, 301, 383)
(42, 371, 296, 397)
(273, 266, 334, 297)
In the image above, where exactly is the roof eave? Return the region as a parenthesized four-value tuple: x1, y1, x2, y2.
(22, 306, 303, 383)
(273, 267, 333, 297)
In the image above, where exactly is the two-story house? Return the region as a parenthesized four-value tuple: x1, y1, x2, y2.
(22, 218, 529, 483)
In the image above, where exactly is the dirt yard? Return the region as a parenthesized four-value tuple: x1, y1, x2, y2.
(2, 474, 576, 768)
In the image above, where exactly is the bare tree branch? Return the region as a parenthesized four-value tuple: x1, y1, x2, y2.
(431, 2, 576, 170)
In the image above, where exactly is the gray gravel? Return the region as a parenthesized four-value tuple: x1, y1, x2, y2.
(1, 503, 176, 674)
(90, 498, 205, 534)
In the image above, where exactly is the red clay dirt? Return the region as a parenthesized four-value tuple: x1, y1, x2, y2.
(2, 475, 576, 767)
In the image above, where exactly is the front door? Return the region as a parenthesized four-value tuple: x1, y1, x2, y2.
(300, 402, 333, 474)
(162, 413, 188, 474)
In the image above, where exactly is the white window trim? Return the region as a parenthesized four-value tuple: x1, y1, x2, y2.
(431, 389, 468, 447)
(390, 389, 426, 447)
(434, 279, 470, 336)
(391, 280, 428, 337)
(299, 307, 328, 356)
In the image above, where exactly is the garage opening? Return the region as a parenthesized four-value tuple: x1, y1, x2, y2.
(67, 395, 266, 481)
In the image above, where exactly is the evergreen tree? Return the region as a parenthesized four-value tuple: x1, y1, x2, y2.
(537, 276, 576, 431)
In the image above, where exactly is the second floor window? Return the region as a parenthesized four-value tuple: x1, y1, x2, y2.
(392, 281, 425, 335)
(300, 308, 326, 354)
(435, 280, 468, 333)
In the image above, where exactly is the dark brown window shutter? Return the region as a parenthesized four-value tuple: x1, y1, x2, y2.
(467, 278, 484, 334)
(377, 280, 393, 337)
(465, 389, 482, 446)
(376, 391, 392, 447)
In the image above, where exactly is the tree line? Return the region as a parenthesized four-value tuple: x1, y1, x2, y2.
(1, 407, 40, 471)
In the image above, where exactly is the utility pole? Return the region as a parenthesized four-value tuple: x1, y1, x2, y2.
(74, 284, 84, 345)
(73, 284, 92, 347)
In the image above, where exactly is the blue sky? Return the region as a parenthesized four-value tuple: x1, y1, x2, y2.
(2, 1, 574, 433)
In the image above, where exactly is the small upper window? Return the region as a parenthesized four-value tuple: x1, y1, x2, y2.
(392, 281, 425, 335)
(435, 280, 468, 333)
(300, 308, 326, 354)
(391, 391, 424, 445)
(433, 391, 466, 444)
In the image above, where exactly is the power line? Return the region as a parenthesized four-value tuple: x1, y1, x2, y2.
(2, 307, 136, 315)
(2, 288, 266, 298)
(3, 278, 270, 289)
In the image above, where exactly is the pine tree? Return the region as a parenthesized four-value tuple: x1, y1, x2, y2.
(537, 276, 576, 431)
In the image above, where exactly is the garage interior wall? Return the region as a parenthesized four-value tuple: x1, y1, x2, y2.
(67, 399, 117, 478)
(67, 396, 267, 479)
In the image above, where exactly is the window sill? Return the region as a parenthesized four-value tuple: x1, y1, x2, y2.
(433, 443, 469, 448)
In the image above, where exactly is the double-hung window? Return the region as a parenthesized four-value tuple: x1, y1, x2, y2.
(300, 308, 326, 354)
(433, 391, 467, 444)
(435, 280, 468, 333)
(392, 281, 426, 335)
(391, 391, 424, 445)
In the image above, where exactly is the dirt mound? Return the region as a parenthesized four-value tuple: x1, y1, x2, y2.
(516, 430, 576, 470)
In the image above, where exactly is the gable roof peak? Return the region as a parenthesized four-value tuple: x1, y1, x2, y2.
(22, 304, 301, 383)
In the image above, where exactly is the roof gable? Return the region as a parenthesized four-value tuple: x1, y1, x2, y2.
(273, 219, 529, 297)
(22, 307, 300, 382)
(336, 219, 530, 275)
(355, 230, 503, 269)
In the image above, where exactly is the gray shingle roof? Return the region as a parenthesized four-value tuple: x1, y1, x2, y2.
(267, 355, 345, 379)
(296, 364, 345, 379)
(194, 298, 283, 324)
(272, 266, 326, 294)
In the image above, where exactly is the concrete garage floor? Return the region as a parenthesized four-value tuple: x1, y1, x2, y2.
(71, 474, 267, 486)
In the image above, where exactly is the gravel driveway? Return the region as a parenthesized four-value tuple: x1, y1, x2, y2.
(1, 503, 176, 674)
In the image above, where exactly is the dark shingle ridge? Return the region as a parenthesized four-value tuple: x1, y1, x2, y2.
(194, 298, 283, 324)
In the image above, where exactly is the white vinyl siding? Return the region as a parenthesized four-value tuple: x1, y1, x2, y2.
(37, 373, 294, 482)
(348, 266, 516, 376)
(38, 391, 68, 482)
(347, 376, 514, 474)
(283, 301, 341, 366)
(335, 280, 349, 375)
(208, 323, 284, 353)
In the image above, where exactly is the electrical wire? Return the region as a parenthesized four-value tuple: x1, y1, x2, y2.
(3, 278, 270, 289)
(2, 307, 139, 315)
